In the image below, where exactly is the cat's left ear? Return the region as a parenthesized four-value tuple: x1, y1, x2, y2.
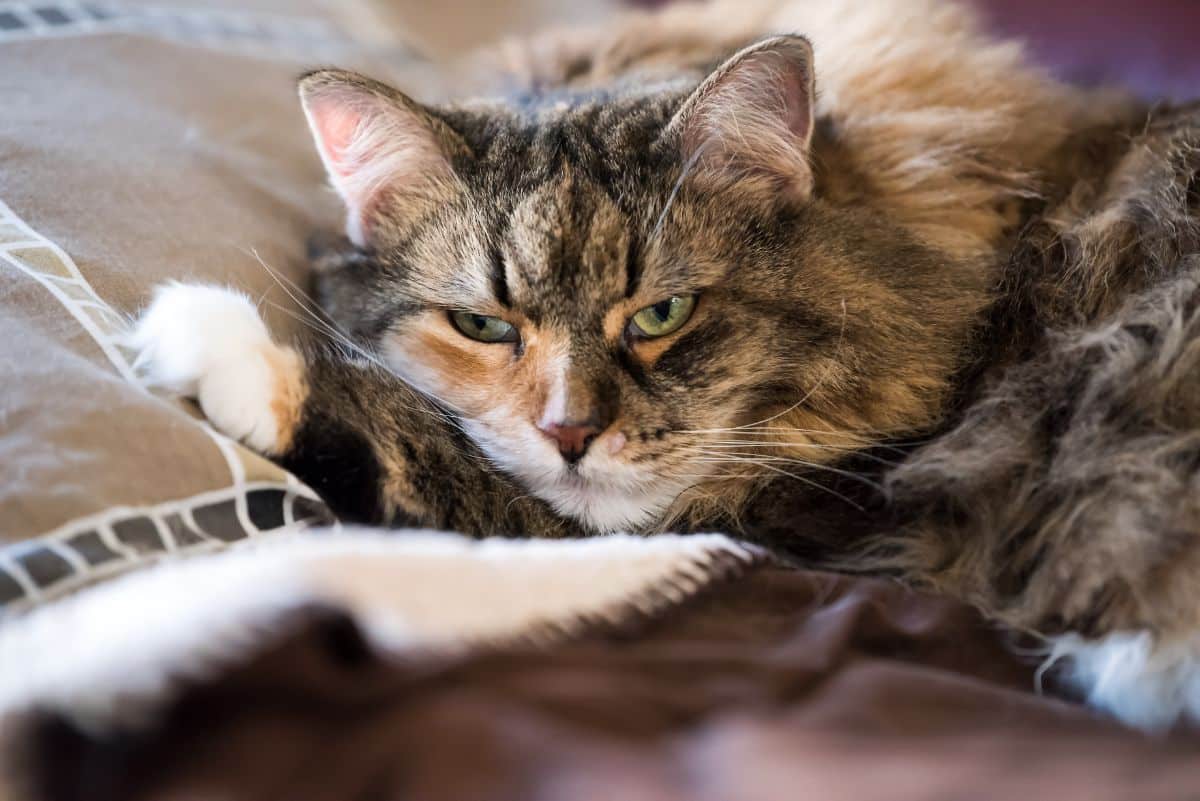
(298, 69, 469, 246)
(664, 35, 816, 201)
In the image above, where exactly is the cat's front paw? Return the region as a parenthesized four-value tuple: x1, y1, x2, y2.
(128, 283, 306, 454)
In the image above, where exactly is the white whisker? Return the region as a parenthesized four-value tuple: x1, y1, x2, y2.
(649, 142, 708, 246)
(690, 451, 885, 494)
(683, 440, 901, 468)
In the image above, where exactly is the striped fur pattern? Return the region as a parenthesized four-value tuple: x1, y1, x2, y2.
(132, 0, 1200, 727)
(296, 0, 1109, 532)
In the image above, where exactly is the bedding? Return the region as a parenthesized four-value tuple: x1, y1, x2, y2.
(2, 2, 1200, 799)
(0, 1, 389, 608)
(12, 546, 1200, 800)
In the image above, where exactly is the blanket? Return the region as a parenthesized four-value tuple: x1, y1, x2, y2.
(7, 533, 1200, 800)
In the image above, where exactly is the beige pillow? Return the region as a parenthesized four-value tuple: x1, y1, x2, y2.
(0, 0, 435, 611)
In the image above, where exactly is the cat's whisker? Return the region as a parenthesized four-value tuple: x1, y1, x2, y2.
(695, 459, 884, 495)
(689, 450, 886, 494)
(661, 474, 723, 484)
(262, 297, 379, 366)
(668, 458, 866, 512)
(504, 492, 537, 517)
(242, 247, 339, 325)
(264, 301, 463, 428)
(699, 299, 849, 434)
(696, 432, 914, 450)
(676, 429, 835, 434)
(684, 440, 902, 468)
(241, 251, 372, 367)
(255, 256, 480, 435)
(239, 250, 465, 429)
(678, 425, 841, 434)
(676, 426, 931, 449)
(649, 142, 707, 246)
(244, 250, 368, 348)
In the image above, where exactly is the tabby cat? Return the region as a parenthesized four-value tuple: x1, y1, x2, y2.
(130, 0, 1200, 730)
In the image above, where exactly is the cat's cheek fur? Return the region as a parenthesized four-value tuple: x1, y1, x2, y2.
(128, 283, 306, 455)
(1048, 632, 1200, 731)
(381, 323, 553, 421)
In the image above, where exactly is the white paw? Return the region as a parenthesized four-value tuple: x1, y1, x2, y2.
(1047, 631, 1200, 731)
(128, 283, 299, 454)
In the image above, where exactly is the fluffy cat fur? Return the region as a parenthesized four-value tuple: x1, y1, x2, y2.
(131, 0, 1200, 729)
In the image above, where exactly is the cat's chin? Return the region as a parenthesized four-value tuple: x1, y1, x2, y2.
(539, 476, 678, 534)
(513, 463, 684, 533)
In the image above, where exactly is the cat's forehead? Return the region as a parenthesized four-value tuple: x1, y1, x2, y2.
(496, 171, 634, 323)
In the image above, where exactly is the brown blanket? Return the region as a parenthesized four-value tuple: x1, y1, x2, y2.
(20, 567, 1200, 801)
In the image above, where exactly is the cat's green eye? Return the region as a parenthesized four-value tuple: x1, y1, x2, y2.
(629, 295, 696, 338)
(450, 310, 518, 343)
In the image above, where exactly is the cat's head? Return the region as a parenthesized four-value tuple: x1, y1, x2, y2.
(299, 36, 982, 533)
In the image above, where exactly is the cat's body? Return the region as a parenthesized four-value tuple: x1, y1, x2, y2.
(130, 0, 1200, 729)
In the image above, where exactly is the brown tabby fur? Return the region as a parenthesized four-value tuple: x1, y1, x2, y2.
(226, 0, 1200, 704)
(886, 106, 1200, 641)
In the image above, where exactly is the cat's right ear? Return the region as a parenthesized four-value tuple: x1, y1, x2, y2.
(298, 69, 468, 247)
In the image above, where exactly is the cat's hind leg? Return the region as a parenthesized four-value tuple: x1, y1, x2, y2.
(1048, 631, 1200, 731)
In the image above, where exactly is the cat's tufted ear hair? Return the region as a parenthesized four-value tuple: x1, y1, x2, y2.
(298, 69, 469, 246)
(664, 35, 816, 201)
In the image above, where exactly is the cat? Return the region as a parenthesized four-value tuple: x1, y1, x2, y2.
(128, 0, 1200, 729)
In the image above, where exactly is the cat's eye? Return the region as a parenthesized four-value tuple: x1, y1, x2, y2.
(628, 295, 696, 338)
(449, 310, 519, 343)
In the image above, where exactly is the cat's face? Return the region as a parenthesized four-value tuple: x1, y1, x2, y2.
(301, 37, 984, 532)
(321, 169, 850, 532)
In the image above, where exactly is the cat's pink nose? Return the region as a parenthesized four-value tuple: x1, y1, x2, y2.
(540, 421, 603, 464)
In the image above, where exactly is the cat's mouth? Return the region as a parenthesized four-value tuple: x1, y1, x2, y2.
(460, 416, 692, 531)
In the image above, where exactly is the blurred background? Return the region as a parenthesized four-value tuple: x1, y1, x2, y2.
(974, 0, 1200, 99)
(374, 0, 1200, 99)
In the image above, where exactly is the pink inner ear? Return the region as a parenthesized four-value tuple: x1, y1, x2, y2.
(301, 78, 457, 245)
(721, 49, 813, 146)
(679, 42, 816, 198)
(309, 97, 364, 179)
(773, 60, 813, 143)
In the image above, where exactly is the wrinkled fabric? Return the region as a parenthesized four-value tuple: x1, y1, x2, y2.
(24, 569, 1200, 801)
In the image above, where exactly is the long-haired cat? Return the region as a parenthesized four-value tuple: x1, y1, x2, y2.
(129, 0, 1200, 729)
